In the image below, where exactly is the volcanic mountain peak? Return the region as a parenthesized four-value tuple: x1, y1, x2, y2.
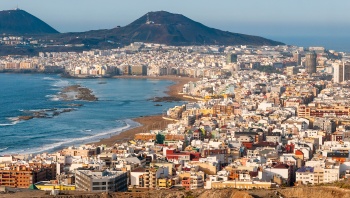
(0, 9, 59, 35)
(108, 11, 284, 46)
(128, 11, 193, 26)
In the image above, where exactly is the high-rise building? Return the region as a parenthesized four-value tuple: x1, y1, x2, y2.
(226, 53, 237, 64)
(293, 51, 301, 65)
(334, 62, 350, 83)
(305, 51, 317, 74)
(344, 62, 350, 81)
(334, 64, 343, 83)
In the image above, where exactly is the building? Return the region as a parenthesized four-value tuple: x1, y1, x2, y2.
(296, 163, 339, 185)
(35, 181, 76, 191)
(181, 173, 204, 190)
(298, 104, 350, 118)
(0, 164, 57, 188)
(226, 53, 238, 64)
(75, 170, 127, 192)
(334, 62, 350, 83)
(131, 65, 148, 75)
(305, 51, 317, 74)
(293, 51, 301, 65)
(286, 66, 299, 76)
(313, 118, 336, 134)
(130, 166, 169, 189)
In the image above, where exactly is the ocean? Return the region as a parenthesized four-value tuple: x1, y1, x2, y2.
(270, 36, 350, 53)
(0, 73, 183, 154)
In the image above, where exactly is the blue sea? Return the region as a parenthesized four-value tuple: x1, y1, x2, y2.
(270, 36, 350, 53)
(0, 73, 183, 154)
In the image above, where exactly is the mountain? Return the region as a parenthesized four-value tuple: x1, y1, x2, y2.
(83, 11, 283, 46)
(0, 9, 59, 35)
(0, 10, 283, 56)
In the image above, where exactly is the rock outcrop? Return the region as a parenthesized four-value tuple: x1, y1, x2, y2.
(60, 85, 98, 101)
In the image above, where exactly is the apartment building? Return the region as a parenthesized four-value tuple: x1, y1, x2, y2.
(298, 104, 350, 118)
(75, 170, 127, 192)
(0, 164, 57, 188)
(181, 173, 204, 190)
(130, 166, 169, 189)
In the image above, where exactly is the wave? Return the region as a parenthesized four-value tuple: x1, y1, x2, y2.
(2, 119, 21, 126)
(52, 80, 70, 87)
(43, 77, 56, 81)
(0, 147, 8, 151)
(45, 94, 55, 98)
(45, 94, 60, 101)
(0, 123, 14, 127)
(15, 119, 141, 154)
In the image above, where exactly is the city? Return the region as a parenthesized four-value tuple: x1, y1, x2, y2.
(1, 42, 350, 197)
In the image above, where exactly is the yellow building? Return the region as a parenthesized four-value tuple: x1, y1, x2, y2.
(211, 181, 276, 189)
(35, 181, 76, 191)
(157, 178, 173, 188)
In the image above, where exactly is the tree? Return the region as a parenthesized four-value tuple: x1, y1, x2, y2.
(156, 133, 165, 144)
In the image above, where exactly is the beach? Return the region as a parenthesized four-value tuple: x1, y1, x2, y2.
(92, 75, 199, 146)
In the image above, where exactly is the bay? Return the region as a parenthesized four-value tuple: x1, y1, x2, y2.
(0, 73, 182, 154)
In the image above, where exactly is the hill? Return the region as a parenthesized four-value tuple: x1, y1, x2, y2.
(75, 11, 283, 46)
(0, 9, 59, 35)
(0, 10, 284, 56)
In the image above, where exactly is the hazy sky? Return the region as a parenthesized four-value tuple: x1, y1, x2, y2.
(1, 0, 350, 39)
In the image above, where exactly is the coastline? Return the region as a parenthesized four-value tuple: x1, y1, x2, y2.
(113, 75, 200, 102)
(91, 75, 199, 147)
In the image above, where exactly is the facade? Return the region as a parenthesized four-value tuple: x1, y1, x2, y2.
(130, 166, 169, 189)
(305, 52, 317, 74)
(0, 165, 57, 188)
(35, 181, 76, 191)
(298, 104, 350, 118)
(313, 118, 336, 134)
(211, 181, 276, 189)
(293, 51, 301, 65)
(75, 170, 127, 192)
(296, 164, 339, 185)
(181, 173, 204, 190)
(131, 65, 148, 75)
(226, 53, 238, 64)
(334, 62, 350, 83)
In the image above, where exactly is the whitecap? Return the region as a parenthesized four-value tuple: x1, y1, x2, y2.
(22, 119, 139, 154)
(52, 80, 70, 87)
(0, 147, 8, 151)
(0, 123, 13, 127)
(50, 96, 60, 101)
(2, 119, 142, 154)
(43, 77, 56, 81)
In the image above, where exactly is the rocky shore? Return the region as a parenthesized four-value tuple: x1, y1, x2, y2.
(59, 85, 98, 101)
(13, 108, 77, 121)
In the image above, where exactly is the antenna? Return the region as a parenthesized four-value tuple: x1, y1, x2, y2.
(146, 13, 150, 24)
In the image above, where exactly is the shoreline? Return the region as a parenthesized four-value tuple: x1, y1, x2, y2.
(0, 74, 200, 153)
(91, 75, 200, 147)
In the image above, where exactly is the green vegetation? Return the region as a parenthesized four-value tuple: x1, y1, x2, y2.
(255, 66, 282, 74)
(156, 133, 165, 144)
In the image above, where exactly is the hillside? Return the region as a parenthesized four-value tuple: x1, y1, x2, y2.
(76, 11, 283, 46)
(0, 9, 59, 35)
(0, 10, 284, 56)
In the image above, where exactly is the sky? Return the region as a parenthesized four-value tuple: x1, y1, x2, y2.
(1, 0, 350, 44)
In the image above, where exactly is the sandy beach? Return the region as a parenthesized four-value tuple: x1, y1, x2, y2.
(92, 75, 199, 146)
